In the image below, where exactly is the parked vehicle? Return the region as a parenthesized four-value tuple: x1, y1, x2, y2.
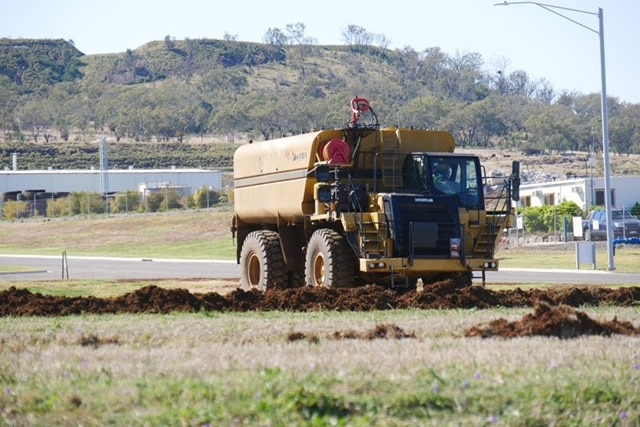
(582, 209, 640, 241)
(231, 97, 520, 290)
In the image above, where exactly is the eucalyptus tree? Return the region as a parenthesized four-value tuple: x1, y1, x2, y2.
(284, 22, 315, 80)
(434, 51, 486, 102)
(609, 103, 640, 156)
(341, 24, 374, 46)
(524, 103, 585, 152)
(441, 97, 508, 148)
(0, 75, 21, 141)
(144, 80, 210, 142)
(111, 85, 153, 141)
(17, 95, 55, 143)
(263, 27, 289, 46)
(208, 95, 253, 141)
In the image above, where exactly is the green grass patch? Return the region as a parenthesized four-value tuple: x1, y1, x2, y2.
(0, 310, 638, 426)
(498, 245, 640, 273)
(0, 265, 40, 273)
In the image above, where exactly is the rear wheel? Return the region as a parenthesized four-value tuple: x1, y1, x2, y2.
(305, 229, 356, 288)
(239, 230, 287, 291)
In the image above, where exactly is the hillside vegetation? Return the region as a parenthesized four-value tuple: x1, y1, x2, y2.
(1, 34, 639, 173)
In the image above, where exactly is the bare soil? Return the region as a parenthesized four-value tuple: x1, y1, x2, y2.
(2, 280, 639, 339)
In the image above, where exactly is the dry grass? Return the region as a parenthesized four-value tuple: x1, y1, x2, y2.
(2, 307, 636, 379)
(1, 308, 638, 425)
(0, 208, 233, 256)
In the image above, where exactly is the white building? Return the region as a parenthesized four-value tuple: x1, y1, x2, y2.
(0, 168, 222, 199)
(518, 175, 640, 212)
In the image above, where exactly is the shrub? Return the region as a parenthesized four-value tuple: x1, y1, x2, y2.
(70, 192, 106, 215)
(47, 197, 70, 217)
(112, 191, 141, 213)
(143, 188, 181, 212)
(522, 201, 583, 234)
(2, 200, 29, 220)
(192, 186, 220, 209)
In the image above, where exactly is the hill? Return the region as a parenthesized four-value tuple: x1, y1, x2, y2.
(1, 37, 639, 174)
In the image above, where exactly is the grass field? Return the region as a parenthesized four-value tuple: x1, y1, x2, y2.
(1, 210, 639, 425)
(1, 309, 638, 426)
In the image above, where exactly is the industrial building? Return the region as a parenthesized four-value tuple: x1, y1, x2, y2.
(1, 168, 222, 199)
(0, 168, 223, 218)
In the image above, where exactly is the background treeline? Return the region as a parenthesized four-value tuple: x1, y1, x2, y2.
(1, 26, 640, 171)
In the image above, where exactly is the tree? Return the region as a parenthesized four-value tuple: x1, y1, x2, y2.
(263, 28, 288, 46)
(524, 104, 583, 152)
(398, 95, 454, 130)
(341, 25, 373, 46)
(223, 32, 238, 41)
(609, 104, 640, 156)
(18, 96, 55, 142)
(441, 98, 508, 147)
(285, 23, 310, 45)
(164, 35, 175, 50)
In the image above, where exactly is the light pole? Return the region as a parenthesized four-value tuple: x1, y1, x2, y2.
(495, 1, 615, 270)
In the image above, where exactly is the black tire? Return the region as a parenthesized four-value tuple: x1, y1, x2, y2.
(305, 229, 356, 288)
(288, 270, 305, 288)
(239, 230, 287, 291)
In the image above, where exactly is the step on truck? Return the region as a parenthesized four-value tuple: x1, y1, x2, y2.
(231, 98, 520, 290)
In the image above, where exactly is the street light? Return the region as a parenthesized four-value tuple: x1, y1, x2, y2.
(494, 1, 615, 270)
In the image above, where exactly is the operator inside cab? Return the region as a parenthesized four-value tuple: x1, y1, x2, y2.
(433, 162, 458, 193)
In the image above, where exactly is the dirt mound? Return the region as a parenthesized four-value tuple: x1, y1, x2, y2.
(2, 283, 640, 317)
(3, 282, 639, 338)
(465, 301, 640, 339)
(286, 323, 416, 343)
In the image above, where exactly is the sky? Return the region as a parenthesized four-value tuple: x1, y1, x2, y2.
(2, 0, 639, 103)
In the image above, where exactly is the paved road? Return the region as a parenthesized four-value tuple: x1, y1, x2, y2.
(0, 255, 238, 281)
(2, 255, 640, 285)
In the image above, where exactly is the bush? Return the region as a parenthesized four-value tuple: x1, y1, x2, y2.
(2, 200, 29, 220)
(522, 201, 583, 234)
(112, 191, 141, 213)
(143, 188, 181, 212)
(70, 192, 106, 215)
(192, 186, 220, 209)
(47, 197, 70, 217)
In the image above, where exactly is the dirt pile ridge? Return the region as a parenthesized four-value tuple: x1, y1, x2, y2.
(2, 281, 640, 338)
(465, 301, 640, 339)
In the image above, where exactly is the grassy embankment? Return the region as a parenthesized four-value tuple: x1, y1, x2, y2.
(1, 208, 639, 272)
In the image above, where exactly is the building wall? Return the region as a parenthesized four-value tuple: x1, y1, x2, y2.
(0, 169, 222, 197)
(518, 176, 640, 211)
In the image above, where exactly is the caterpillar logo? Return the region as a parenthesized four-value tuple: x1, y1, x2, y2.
(285, 148, 308, 162)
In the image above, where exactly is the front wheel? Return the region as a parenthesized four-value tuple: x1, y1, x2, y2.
(305, 229, 356, 288)
(239, 230, 287, 291)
